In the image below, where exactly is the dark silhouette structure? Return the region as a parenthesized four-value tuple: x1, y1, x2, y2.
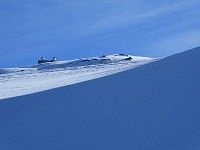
(38, 57, 56, 64)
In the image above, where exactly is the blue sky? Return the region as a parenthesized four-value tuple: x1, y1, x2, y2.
(0, 0, 200, 67)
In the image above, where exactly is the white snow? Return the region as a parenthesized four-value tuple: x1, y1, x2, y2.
(0, 48, 200, 150)
(0, 54, 156, 100)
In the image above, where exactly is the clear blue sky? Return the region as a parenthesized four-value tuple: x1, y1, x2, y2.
(0, 0, 200, 67)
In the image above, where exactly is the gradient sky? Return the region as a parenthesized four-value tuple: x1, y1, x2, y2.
(1, 0, 200, 67)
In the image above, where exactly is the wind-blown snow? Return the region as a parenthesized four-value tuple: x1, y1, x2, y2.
(0, 48, 200, 150)
(0, 54, 155, 99)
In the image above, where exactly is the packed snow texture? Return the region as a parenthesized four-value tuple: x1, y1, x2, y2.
(0, 48, 200, 150)
(0, 54, 155, 99)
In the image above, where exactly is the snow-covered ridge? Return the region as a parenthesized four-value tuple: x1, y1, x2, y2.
(1, 48, 200, 150)
(30, 54, 152, 70)
(0, 54, 156, 100)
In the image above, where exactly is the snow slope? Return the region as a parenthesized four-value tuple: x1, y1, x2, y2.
(0, 47, 200, 150)
(0, 54, 155, 99)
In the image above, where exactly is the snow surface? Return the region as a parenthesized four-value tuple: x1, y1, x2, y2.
(0, 48, 200, 150)
(0, 54, 155, 99)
